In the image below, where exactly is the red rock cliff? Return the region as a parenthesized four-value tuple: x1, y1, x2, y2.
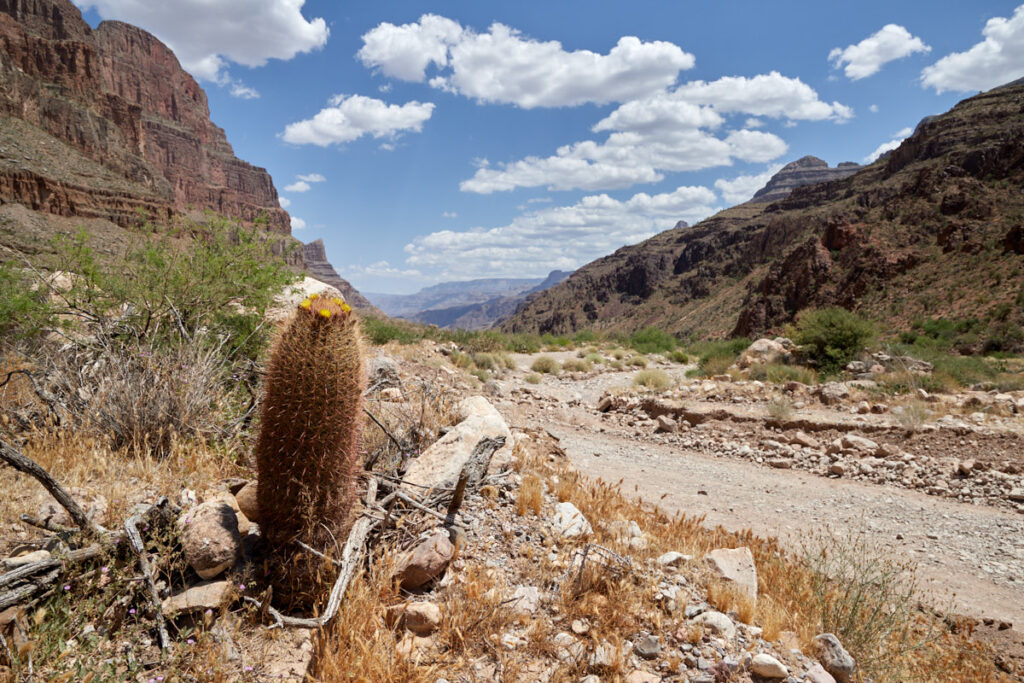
(0, 0, 290, 232)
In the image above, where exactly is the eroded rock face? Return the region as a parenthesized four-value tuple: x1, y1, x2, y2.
(0, 0, 289, 231)
(751, 156, 861, 204)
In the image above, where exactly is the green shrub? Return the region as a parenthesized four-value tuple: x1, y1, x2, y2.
(472, 352, 496, 370)
(562, 358, 592, 373)
(497, 353, 517, 370)
(540, 333, 573, 349)
(633, 369, 671, 390)
(627, 355, 648, 368)
(0, 261, 52, 344)
(609, 360, 624, 370)
(668, 349, 689, 364)
(471, 368, 490, 382)
(573, 329, 599, 343)
(585, 353, 604, 365)
(629, 326, 678, 354)
(792, 308, 874, 372)
(748, 363, 818, 385)
(361, 317, 422, 345)
(611, 348, 626, 360)
(450, 351, 474, 369)
(698, 354, 734, 377)
(524, 373, 542, 384)
(531, 356, 560, 374)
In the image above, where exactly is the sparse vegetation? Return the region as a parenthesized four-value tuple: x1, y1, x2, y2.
(628, 326, 679, 354)
(766, 397, 794, 421)
(632, 369, 671, 390)
(748, 362, 818, 385)
(524, 372, 542, 384)
(531, 355, 560, 374)
(562, 357, 592, 373)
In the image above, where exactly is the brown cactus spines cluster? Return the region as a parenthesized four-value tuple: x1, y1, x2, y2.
(254, 293, 365, 554)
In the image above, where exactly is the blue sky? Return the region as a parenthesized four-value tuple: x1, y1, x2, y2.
(73, 1, 1024, 294)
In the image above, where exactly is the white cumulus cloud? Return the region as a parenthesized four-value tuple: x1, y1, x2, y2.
(74, 0, 328, 85)
(402, 185, 718, 280)
(278, 197, 291, 208)
(358, 15, 694, 108)
(921, 5, 1024, 93)
(671, 72, 853, 121)
(284, 180, 311, 193)
(864, 127, 913, 163)
(297, 173, 326, 183)
(290, 216, 307, 231)
(281, 94, 435, 147)
(714, 163, 784, 205)
(829, 24, 930, 80)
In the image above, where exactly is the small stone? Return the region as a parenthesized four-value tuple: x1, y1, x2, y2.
(553, 502, 592, 538)
(162, 581, 232, 615)
(829, 463, 846, 476)
(840, 434, 878, 453)
(788, 430, 820, 449)
(691, 610, 736, 640)
(768, 458, 793, 469)
(510, 585, 541, 615)
(749, 653, 787, 679)
(589, 639, 631, 668)
(657, 551, 692, 567)
(397, 531, 455, 589)
(624, 671, 660, 683)
(552, 632, 585, 662)
(633, 633, 660, 659)
(704, 547, 758, 603)
(387, 601, 442, 635)
(180, 502, 241, 580)
(655, 415, 678, 433)
(380, 387, 402, 401)
(812, 633, 855, 683)
(571, 619, 589, 634)
(957, 460, 976, 476)
(234, 481, 260, 523)
(805, 663, 837, 683)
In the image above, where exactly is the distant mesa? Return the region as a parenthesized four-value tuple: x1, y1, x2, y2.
(0, 0, 289, 232)
(750, 156, 861, 204)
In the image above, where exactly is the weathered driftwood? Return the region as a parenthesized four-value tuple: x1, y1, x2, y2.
(0, 438, 105, 538)
(246, 478, 379, 629)
(124, 500, 173, 652)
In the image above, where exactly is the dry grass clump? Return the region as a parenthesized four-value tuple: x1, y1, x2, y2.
(531, 356, 560, 374)
(632, 369, 671, 390)
(627, 355, 647, 368)
(516, 473, 543, 516)
(524, 373, 542, 384)
(894, 398, 930, 431)
(585, 353, 604, 365)
(561, 358, 592, 373)
(766, 397, 794, 421)
(706, 580, 756, 625)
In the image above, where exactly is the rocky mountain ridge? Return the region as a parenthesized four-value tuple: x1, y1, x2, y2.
(369, 270, 572, 329)
(0, 0, 289, 232)
(502, 81, 1024, 338)
(751, 156, 860, 204)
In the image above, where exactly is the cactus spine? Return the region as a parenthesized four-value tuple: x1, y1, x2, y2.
(255, 294, 364, 553)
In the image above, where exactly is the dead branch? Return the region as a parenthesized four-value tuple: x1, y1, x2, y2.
(124, 500, 171, 652)
(19, 513, 74, 534)
(0, 438, 105, 538)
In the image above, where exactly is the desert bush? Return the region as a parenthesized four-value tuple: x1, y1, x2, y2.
(497, 352, 517, 370)
(362, 317, 422, 345)
(449, 350, 474, 370)
(627, 355, 647, 368)
(0, 261, 52, 345)
(471, 352, 496, 370)
(540, 333, 573, 349)
(748, 362, 818, 385)
(696, 354, 734, 377)
(585, 353, 604, 365)
(524, 373, 541, 384)
(633, 369, 671, 390)
(470, 368, 490, 382)
(766, 398, 794, 421)
(531, 356, 560, 374)
(610, 348, 626, 360)
(562, 358, 592, 373)
(668, 349, 689, 364)
(894, 399, 930, 430)
(609, 360, 624, 370)
(792, 308, 875, 373)
(629, 326, 678, 354)
(254, 294, 365, 593)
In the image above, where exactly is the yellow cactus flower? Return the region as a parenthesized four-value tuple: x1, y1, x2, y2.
(332, 297, 344, 306)
(341, 303, 352, 313)
(299, 299, 312, 310)
(319, 309, 331, 318)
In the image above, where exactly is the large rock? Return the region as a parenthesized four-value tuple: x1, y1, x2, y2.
(180, 502, 241, 580)
(401, 397, 511, 494)
(817, 382, 850, 405)
(812, 633, 855, 683)
(705, 547, 758, 603)
(735, 338, 792, 369)
(234, 481, 260, 524)
(396, 531, 455, 590)
(367, 356, 401, 391)
(205, 491, 251, 535)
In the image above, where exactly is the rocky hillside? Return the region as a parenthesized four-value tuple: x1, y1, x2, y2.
(301, 239, 382, 314)
(0, 0, 289, 232)
(502, 81, 1024, 339)
(751, 156, 860, 203)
